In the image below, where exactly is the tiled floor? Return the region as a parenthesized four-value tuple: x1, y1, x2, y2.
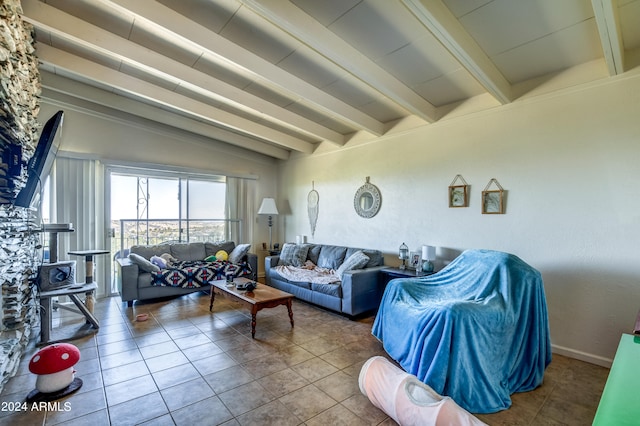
(1, 289, 609, 425)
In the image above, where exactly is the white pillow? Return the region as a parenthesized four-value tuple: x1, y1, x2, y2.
(336, 250, 370, 278)
(128, 253, 160, 273)
(228, 243, 251, 264)
(150, 255, 167, 269)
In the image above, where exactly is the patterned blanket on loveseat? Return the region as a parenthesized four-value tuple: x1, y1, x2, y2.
(152, 260, 252, 288)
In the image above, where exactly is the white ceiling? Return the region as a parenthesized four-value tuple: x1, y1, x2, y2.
(20, 0, 640, 160)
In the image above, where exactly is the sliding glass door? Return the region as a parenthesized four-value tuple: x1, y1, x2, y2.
(109, 171, 228, 258)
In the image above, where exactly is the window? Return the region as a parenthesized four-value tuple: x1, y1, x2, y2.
(109, 171, 230, 255)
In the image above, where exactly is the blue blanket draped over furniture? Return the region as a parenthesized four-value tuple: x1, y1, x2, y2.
(372, 249, 551, 414)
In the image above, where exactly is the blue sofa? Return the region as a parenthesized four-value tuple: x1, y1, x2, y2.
(265, 244, 385, 316)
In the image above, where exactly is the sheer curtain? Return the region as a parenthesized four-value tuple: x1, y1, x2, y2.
(225, 177, 255, 245)
(50, 157, 109, 297)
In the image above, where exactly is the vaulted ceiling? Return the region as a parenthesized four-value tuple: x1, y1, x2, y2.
(21, 0, 640, 160)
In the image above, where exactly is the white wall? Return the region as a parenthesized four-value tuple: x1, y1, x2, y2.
(277, 71, 640, 366)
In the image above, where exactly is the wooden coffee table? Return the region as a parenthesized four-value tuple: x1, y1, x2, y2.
(209, 277, 294, 338)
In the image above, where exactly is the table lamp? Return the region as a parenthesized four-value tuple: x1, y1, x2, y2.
(421, 245, 436, 273)
(258, 198, 279, 250)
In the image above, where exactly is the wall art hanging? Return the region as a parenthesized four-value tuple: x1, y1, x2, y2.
(448, 174, 469, 208)
(482, 178, 505, 214)
(354, 176, 381, 218)
(307, 181, 319, 237)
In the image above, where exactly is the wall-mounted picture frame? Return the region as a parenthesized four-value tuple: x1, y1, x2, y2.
(482, 178, 504, 214)
(482, 190, 503, 214)
(449, 185, 468, 207)
(409, 251, 421, 270)
(448, 174, 469, 208)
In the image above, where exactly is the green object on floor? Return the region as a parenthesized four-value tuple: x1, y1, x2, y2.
(593, 333, 640, 425)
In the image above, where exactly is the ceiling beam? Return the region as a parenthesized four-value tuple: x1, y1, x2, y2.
(21, 0, 344, 146)
(108, 0, 386, 136)
(34, 43, 316, 154)
(591, 0, 625, 75)
(240, 0, 438, 123)
(39, 71, 290, 160)
(401, 0, 513, 104)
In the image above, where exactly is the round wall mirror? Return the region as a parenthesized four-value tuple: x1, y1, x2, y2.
(354, 177, 381, 218)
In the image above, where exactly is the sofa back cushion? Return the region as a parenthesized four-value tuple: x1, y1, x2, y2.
(307, 245, 322, 265)
(205, 241, 236, 258)
(131, 244, 172, 260)
(278, 243, 311, 267)
(171, 242, 206, 261)
(317, 245, 347, 269)
(345, 247, 384, 268)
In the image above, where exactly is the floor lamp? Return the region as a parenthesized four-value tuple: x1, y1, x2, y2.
(258, 198, 279, 250)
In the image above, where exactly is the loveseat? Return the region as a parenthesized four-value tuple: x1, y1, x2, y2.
(265, 243, 385, 316)
(117, 241, 257, 306)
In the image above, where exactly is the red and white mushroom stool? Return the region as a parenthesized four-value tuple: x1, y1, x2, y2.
(26, 343, 82, 403)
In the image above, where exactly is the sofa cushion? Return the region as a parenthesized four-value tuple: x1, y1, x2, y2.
(317, 245, 347, 270)
(131, 244, 172, 260)
(171, 242, 206, 261)
(278, 243, 311, 267)
(229, 243, 251, 264)
(336, 250, 370, 277)
(129, 253, 160, 273)
(289, 280, 312, 290)
(345, 248, 383, 268)
(311, 282, 342, 298)
(205, 241, 236, 257)
(307, 244, 322, 265)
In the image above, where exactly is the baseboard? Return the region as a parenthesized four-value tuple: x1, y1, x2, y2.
(552, 344, 613, 368)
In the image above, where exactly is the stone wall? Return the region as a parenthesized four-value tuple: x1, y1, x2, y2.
(0, 206, 38, 392)
(0, 0, 42, 393)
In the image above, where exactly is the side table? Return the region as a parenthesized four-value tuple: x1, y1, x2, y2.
(380, 267, 436, 287)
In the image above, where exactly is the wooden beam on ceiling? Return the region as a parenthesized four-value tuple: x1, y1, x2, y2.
(240, 0, 438, 124)
(34, 43, 315, 154)
(21, 0, 345, 146)
(39, 71, 291, 160)
(591, 0, 625, 75)
(109, 0, 386, 136)
(401, 0, 513, 104)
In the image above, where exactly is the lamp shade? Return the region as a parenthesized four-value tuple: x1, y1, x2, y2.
(258, 198, 279, 215)
(422, 245, 436, 261)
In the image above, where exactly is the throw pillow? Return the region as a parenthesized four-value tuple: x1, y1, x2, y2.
(336, 250, 370, 278)
(278, 243, 311, 267)
(229, 243, 251, 264)
(204, 255, 217, 262)
(150, 255, 167, 269)
(215, 250, 229, 261)
(129, 253, 160, 273)
(317, 245, 347, 269)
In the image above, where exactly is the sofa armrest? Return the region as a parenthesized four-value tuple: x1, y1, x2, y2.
(264, 255, 280, 285)
(265, 255, 280, 269)
(116, 257, 139, 304)
(341, 266, 387, 316)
